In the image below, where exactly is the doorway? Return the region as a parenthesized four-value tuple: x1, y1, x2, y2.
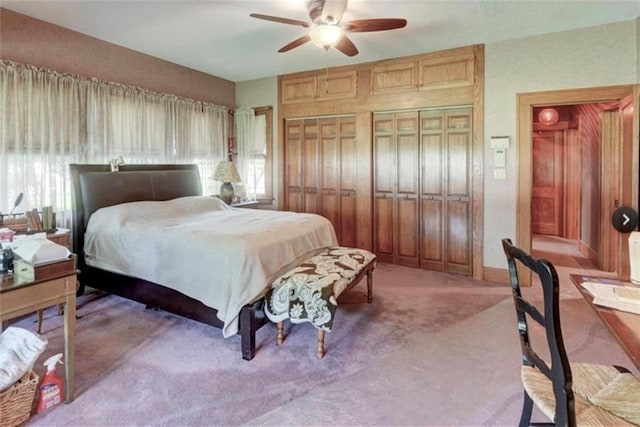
(516, 85, 639, 286)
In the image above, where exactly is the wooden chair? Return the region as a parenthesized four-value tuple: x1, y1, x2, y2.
(501, 238, 640, 427)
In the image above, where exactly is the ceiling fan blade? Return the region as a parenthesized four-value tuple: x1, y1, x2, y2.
(335, 35, 358, 57)
(249, 13, 310, 28)
(322, 0, 348, 25)
(278, 34, 312, 53)
(343, 18, 407, 33)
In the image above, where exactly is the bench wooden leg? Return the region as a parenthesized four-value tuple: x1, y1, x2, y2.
(316, 329, 325, 359)
(276, 321, 284, 345)
(366, 269, 374, 303)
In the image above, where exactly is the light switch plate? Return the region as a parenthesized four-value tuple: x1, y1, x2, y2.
(494, 168, 506, 180)
(490, 136, 510, 149)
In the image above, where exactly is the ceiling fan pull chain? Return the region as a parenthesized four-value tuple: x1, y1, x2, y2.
(324, 63, 329, 94)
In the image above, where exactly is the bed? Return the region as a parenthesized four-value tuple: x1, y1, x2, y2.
(69, 164, 338, 360)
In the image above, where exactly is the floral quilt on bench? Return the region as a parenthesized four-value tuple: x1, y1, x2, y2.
(264, 247, 376, 331)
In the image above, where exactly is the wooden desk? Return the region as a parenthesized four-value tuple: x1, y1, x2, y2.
(0, 269, 77, 403)
(570, 274, 640, 370)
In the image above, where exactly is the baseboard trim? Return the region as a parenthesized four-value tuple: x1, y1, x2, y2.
(579, 240, 598, 266)
(483, 267, 510, 285)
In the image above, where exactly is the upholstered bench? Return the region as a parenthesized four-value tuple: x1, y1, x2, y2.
(264, 246, 376, 359)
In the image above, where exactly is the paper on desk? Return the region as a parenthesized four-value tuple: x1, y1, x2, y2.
(581, 282, 640, 315)
(13, 238, 70, 265)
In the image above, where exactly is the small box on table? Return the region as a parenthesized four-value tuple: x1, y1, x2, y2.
(13, 255, 76, 282)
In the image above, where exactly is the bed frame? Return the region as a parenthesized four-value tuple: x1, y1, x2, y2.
(69, 163, 267, 360)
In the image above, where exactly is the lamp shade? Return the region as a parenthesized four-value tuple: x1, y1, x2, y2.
(213, 161, 241, 183)
(309, 24, 345, 49)
(538, 108, 559, 125)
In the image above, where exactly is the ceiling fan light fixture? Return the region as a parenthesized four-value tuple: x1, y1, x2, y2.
(309, 24, 345, 49)
(538, 107, 559, 125)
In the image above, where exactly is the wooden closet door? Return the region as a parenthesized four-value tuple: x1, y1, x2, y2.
(373, 114, 395, 263)
(339, 117, 358, 247)
(319, 118, 340, 237)
(395, 112, 420, 267)
(285, 120, 303, 212)
(446, 108, 472, 275)
(420, 110, 445, 271)
(419, 107, 472, 275)
(303, 119, 320, 214)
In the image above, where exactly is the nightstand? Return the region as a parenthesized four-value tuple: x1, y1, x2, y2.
(231, 200, 259, 209)
(46, 228, 71, 250)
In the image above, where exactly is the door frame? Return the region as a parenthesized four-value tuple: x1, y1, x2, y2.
(516, 85, 639, 286)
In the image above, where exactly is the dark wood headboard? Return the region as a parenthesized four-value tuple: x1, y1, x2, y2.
(69, 164, 202, 264)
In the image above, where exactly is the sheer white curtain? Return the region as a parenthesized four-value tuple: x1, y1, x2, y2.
(0, 61, 85, 227)
(1, 59, 228, 229)
(235, 108, 266, 201)
(86, 82, 173, 164)
(173, 100, 227, 196)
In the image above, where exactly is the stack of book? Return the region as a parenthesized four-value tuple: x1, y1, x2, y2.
(25, 209, 43, 231)
(25, 207, 55, 232)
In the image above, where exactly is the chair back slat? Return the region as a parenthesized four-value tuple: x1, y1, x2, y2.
(501, 238, 575, 426)
(515, 295, 545, 326)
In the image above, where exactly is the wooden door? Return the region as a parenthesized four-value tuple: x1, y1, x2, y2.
(319, 118, 340, 238)
(373, 113, 395, 263)
(395, 112, 420, 267)
(420, 110, 445, 271)
(419, 107, 472, 275)
(445, 108, 472, 275)
(532, 130, 564, 235)
(303, 119, 320, 214)
(600, 109, 622, 272)
(338, 117, 358, 247)
(284, 120, 303, 212)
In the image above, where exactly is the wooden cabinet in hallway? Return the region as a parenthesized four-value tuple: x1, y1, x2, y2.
(374, 107, 473, 275)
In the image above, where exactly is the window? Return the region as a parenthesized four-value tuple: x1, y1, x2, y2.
(1, 60, 228, 225)
(235, 106, 273, 204)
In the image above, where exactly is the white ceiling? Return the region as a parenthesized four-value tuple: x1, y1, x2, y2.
(2, 0, 639, 83)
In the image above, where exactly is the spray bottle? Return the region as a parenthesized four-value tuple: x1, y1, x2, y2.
(36, 353, 64, 413)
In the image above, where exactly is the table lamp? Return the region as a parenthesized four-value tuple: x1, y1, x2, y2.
(213, 160, 242, 205)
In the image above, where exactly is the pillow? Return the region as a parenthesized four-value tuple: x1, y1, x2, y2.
(0, 327, 48, 392)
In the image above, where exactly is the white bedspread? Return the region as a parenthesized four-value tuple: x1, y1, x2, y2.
(84, 196, 338, 337)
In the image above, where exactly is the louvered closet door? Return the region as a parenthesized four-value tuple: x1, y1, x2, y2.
(285, 120, 303, 212)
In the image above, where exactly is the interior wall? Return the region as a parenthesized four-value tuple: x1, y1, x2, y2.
(0, 8, 235, 108)
(484, 19, 639, 269)
(235, 77, 279, 205)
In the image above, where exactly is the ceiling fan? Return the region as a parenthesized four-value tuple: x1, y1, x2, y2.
(249, 0, 407, 57)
